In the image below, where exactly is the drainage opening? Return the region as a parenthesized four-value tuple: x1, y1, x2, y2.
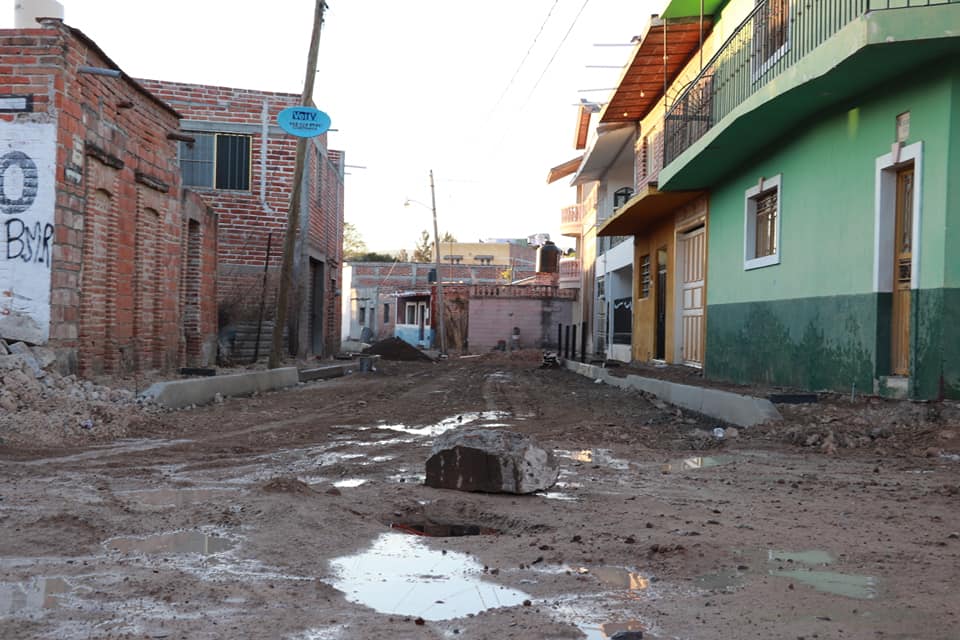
(390, 522, 500, 537)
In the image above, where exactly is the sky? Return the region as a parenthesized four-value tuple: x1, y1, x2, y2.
(3, 0, 660, 253)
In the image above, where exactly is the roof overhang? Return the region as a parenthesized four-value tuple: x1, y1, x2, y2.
(574, 103, 595, 149)
(571, 123, 635, 185)
(600, 16, 712, 124)
(661, 0, 729, 19)
(597, 183, 704, 236)
(547, 156, 584, 184)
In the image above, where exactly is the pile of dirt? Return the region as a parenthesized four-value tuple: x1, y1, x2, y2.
(0, 340, 156, 449)
(260, 477, 316, 495)
(363, 337, 433, 362)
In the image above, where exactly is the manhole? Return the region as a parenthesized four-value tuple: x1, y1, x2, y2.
(390, 522, 500, 537)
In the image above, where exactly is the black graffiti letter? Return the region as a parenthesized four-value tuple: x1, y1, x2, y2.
(5, 218, 24, 260)
(0, 151, 38, 215)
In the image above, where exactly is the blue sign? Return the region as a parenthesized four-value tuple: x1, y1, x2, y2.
(277, 106, 331, 138)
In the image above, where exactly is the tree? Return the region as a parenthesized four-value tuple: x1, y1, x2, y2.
(343, 222, 368, 260)
(395, 248, 410, 262)
(352, 251, 395, 262)
(412, 229, 433, 262)
(439, 231, 457, 243)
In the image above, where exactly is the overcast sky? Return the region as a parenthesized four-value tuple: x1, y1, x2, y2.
(4, 0, 659, 252)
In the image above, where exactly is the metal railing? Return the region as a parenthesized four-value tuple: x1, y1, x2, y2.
(663, 0, 959, 165)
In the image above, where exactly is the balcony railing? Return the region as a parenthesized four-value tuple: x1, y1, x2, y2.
(558, 257, 582, 289)
(664, 0, 959, 166)
(561, 204, 582, 226)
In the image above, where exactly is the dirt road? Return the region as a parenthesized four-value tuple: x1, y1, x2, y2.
(1, 354, 959, 639)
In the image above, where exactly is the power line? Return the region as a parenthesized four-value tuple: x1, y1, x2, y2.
(518, 0, 593, 112)
(487, 0, 560, 116)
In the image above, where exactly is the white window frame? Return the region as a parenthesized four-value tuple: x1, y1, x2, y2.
(874, 141, 922, 292)
(743, 174, 782, 270)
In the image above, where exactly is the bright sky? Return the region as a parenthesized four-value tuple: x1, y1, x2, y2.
(3, 0, 659, 253)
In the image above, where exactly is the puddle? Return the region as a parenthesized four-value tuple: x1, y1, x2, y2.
(317, 452, 366, 465)
(661, 455, 732, 472)
(105, 531, 235, 556)
(388, 472, 426, 484)
(378, 411, 510, 437)
(539, 491, 578, 501)
(585, 566, 649, 591)
(769, 569, 877, 599)
(390, 523, 499, 537)
(769, 550, 833, 565)
(558, 449, 631, 470)
(0, 577, 70, 615)
(578, 620, 646, 639)
(327, 532, 529, 620)
(333, 479, 368, 488)
(120, 488, 235, 507)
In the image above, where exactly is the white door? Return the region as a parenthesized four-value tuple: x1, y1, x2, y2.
(679, 226, 705, 367)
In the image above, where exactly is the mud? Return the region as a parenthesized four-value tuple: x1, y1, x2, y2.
(1, 354, 958, 639)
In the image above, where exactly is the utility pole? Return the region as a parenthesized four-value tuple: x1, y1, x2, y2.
(429, 169, 447, 357)
(270, 0, 326, 369)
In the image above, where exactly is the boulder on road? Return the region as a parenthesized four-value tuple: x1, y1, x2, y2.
(425, 428, 559, 494)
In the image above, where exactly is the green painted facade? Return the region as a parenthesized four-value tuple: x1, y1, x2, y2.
(704, 61, 960, 398)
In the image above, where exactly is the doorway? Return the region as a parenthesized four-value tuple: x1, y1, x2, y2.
(891, 164, 913, 375)
(309, 260, 324, 356)
(678, 225, 706, 366)
(655, 247, 667, 360)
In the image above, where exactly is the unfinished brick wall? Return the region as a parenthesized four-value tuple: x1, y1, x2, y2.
(140, 79, 345, 358)
(180, 191, 218, 367)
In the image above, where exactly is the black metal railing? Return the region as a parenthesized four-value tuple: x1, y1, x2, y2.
(663, 0, 959, 166)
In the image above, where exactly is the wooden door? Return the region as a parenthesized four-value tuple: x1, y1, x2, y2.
(679, 226, 706, 366)
(891, 165, 913, 376)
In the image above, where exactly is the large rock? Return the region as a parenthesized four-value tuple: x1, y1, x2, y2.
(425, 428, 559, 494)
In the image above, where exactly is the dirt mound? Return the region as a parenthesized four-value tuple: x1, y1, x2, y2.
(363, 337, 433, 362)
(260, 477, 316, 495)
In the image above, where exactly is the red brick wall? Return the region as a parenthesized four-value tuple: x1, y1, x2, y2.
(140, 79, 344, 357)
(181, 190, 218, 366)
(0, 22, 195, 375)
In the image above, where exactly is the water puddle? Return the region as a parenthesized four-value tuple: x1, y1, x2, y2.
(377, 411, 511, 437)
(539, 491, 578, 501)
(390, 522, 499, 537)
(769, 550, 833, 565)
(695, 568, 746, 591)
(661, 455, 732, 472)
(0, 577, 70, 615)
(333, 479, 368, 488)
(578, 620, 646, 639)
(105, 531, 235, 556)
(583, 566, 649, 591)
(558, 449, 631, 470)
(769, 569, 877, 599)
(327, 532, 529, 620)
(120, 488, 235, 507)
(388, 472, 426, 484)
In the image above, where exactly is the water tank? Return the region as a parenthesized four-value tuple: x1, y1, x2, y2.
(15, 0, 64, 27)
(536, 240, 561, 274)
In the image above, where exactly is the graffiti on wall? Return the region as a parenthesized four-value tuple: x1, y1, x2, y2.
(0, 122, 56, 344)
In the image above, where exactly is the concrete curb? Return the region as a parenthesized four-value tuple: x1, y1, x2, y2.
(564, 361, 781, 428)
(140, 367, 300, 410)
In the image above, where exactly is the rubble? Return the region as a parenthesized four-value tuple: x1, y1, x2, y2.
(362, 337, 433, 362)
(425, 428, 559, 494)
(0, 341, 155, 448)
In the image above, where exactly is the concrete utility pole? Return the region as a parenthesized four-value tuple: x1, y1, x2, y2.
(429, 169, 447, 357)
(270, 0, 326, 369)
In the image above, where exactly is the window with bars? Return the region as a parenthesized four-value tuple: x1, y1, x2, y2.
(744, 175, 782, 270)
(179, 133, 251, 191)
(640, 254, 651, 298)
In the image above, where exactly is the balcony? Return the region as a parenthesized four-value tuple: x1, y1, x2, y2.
(558, 257, 581, 289)
(560, 204, 582, 237)
(660, 0, 960, 190)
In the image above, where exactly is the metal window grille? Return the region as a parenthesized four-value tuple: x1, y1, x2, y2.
(640, 255, 651, 298)
(179, 134, 214, 188)
(754, 190, 778, 258)
(179, 133, 251, 191)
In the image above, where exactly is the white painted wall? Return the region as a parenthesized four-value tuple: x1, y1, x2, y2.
(0, 122, 56, 344)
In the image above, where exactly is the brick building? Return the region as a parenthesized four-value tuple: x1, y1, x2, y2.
(0, 20, 218, 375)
(139, 80, 345, 359)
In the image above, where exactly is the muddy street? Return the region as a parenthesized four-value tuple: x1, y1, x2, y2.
(1, 354, 959, 639)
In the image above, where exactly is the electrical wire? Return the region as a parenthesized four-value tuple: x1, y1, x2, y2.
(487, 0, 560, 116)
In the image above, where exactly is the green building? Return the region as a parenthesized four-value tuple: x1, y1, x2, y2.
(658, 0, 960, 399)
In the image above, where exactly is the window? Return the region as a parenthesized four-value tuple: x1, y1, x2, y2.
(179, 133, 251, 190)
(744, 175, 781, 270)
(405, 303, 417, 325)
(640, 254, 651, 298)
(614, 187, 634, 211)
(753, 0, 790, 77)
(475, 255, 494, 265)
(358, 306, 366, 325)
(383, 303, 391, 324)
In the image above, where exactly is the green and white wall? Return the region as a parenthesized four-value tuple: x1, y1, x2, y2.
(704, 63, 960, 399)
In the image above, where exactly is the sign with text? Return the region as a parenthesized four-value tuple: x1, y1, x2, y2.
(277, 106, 331, 138)
(0, 122, 56, 344)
